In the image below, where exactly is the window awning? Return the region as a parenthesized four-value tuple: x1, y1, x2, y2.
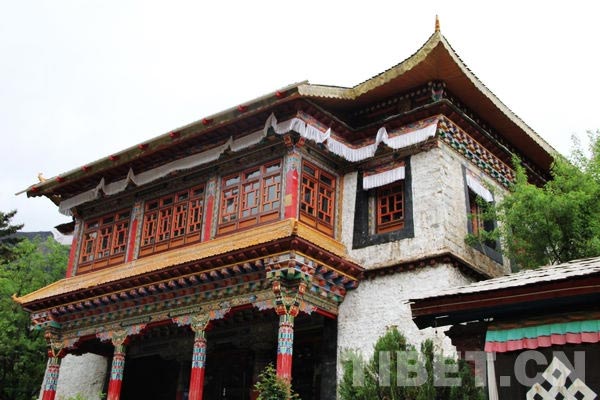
(362, 165, 405, 190)
(466, 172, 493, 202)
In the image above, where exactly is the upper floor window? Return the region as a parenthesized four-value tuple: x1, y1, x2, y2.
(376, 181, 405, 234)
(353, 160, 414, 249)
(218, 160, 282, 235)
(140, 185, 205, 256)
(468, 190, 492, 237)
(300, 161, 336, 236)
(78, 210, 130, 273)
(465, 170, 502, 263)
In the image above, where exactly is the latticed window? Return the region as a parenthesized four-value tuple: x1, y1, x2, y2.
(468, 189, 497, 250)
(300, 161, 336, 236)
(218, 160, 282, 234)
(78, 210, 131, 273)
(140, 185, 205, 256)
(376, 181, 405, 233)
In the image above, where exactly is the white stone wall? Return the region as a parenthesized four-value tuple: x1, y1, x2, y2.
(341, 150, 446, 268)
(340, 145, 511, 276)
(336, 144, 513, 380)
(437, 144, 510, 276)
(40, 353, 108, 400)
(337, 263, 474, 362)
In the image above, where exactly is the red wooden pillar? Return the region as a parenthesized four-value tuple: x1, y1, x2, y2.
(188, 323, 208, 400)
(41, 355, 62, 400)
(275, 312, 295, 381)
(96, 325, 145, 400)
(107, 343, 126, 400)
(284, 151, 300, 219)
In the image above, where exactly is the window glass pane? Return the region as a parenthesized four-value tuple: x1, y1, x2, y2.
(225, 175, 240, 186)
(266, 162, 281, 173)
(245, 169, 260, 180)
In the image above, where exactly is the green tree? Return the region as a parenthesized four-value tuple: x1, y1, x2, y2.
(253, 364, 300, 400)
(339, 327, 484, 400)
(475, 130, 600, 269)
(0, 210, 24, 261)
(0, 237, 68, 400)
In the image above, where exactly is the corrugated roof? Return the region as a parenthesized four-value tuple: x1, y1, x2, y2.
(410, 256, 600, 301)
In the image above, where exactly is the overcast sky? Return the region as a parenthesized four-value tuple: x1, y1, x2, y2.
(2, 1, 599, 232)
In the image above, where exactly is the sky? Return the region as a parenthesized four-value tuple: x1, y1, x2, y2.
(1, 1, 599, 232)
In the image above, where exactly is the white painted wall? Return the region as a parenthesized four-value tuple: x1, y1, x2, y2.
(341, 145, 511, 275)
(337, 263, 473, 361)
(336, 144, 511, 371)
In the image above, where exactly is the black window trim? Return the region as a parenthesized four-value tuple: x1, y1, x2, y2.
(463, 166, 503, 264)
(352, 158, 414, 249)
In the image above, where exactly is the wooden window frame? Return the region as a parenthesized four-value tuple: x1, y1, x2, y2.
(140, 184, 205, 257)
(300, 161, 336, 236)
(376, 181, 405, 234)
(77, 210, 130, 274)
(352, 160, 414, 249)
(217, 160, 282, 235)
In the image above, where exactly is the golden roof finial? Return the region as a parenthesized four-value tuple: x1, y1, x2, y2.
(37, 172, 46, 183)
(435, 15, 440, 32)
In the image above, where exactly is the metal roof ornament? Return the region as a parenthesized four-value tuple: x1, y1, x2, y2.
(435, 15, 440, 32)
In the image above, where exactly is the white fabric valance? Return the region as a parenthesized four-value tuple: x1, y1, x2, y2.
(363, 166, 405, 190)
(59, 113, 439, 215)
(264, 113, 438, 162)
(466, 172, 494, 202)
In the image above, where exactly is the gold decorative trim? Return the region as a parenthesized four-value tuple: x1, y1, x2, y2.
(15, 219, 356, 305)
(16, 219, 297, 305)
(295, 222, 348, 258)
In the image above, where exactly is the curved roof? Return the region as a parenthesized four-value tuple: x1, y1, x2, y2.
(22, 30, 557, 201)
(299, 31, 557, 171)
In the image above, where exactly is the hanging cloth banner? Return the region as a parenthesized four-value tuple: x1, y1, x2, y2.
(58, 113, 439, 215)
(264, 113, 439, 162)
(484, 319, 600, 353)
(466, 171, 494, 202)
(362, 165, 406, 190)
(486, 352, 499, 400)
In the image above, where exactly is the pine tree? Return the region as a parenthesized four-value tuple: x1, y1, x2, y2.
(0, 210, 24, 261)
(0, 237, 68, 400)
(254, 364, 299, 400)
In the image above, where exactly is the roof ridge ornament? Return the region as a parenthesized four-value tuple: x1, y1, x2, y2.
(435, 15, 440, 32)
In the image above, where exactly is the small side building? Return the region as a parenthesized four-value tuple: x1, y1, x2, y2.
(411, 257, 600, 398)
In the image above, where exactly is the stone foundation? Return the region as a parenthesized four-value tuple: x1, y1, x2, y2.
(39, 353, 108, 400)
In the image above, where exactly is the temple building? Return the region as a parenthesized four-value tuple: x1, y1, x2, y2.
(16, 21, 556, 400)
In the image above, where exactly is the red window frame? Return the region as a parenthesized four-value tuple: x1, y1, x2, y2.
(218, 160, 282, 234)
(376, 181, 405, 234)
(140, 185, 205, 256)
(78, 210, 131, 274)
(300, 161, 336, 236)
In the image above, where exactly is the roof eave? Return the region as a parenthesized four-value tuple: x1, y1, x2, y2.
(299, 32, 557, 168)
(411, 274, 600, 328)
(22, 82, 306, 199)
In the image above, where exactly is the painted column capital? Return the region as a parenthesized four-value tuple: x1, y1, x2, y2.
(96, 323, 146, 347)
